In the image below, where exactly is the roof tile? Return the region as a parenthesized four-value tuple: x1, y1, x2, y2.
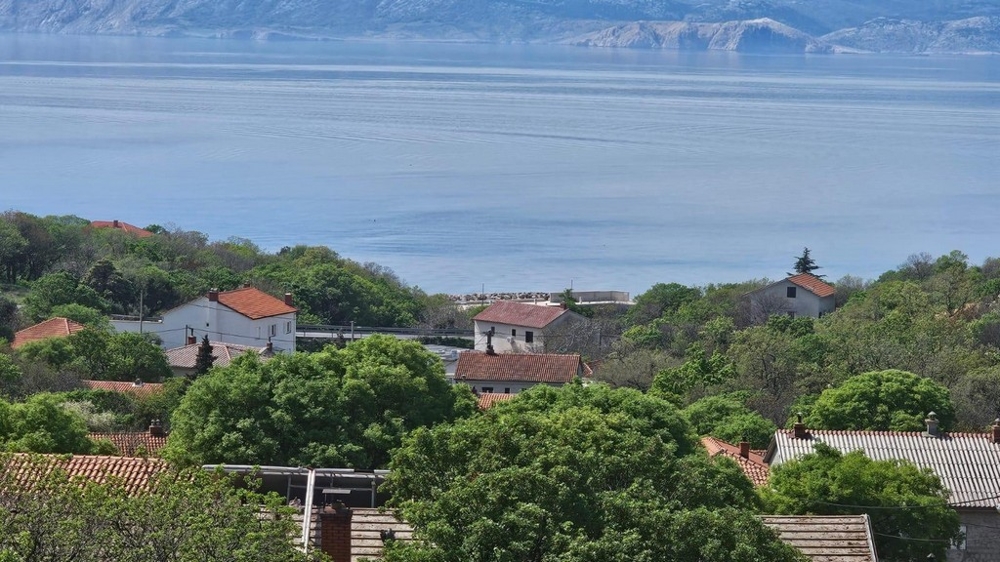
(455, 352, 581, 384)
(473, 301, 569, 329)
(477, 392, 517, 410)
(787, 273, 836, 298)
(12, 317, 86, 349)
(770, 429, 1000, 507)
(89, 220, 154, 238)
(81, 380, 164, 399)
(217, 287, 297, 320)
(164, 340, 266, 369)
(89, 432, 168, 457)
(702, 436, 770, 486)
(0, 453, 169, 495)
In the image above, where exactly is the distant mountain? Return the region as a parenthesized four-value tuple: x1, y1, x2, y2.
(1, 0, 999, 54)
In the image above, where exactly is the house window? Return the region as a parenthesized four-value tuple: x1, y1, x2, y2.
(483, 387, 493, 393)
(504, 388, 510, 394)
(787, 287, 797, 298)
(525, 331, 534, 343)
(269, 324, 277, 337)
(285, 321, 292, 334)
(787, 311, 796, 318)
(511, 329, 517, 337)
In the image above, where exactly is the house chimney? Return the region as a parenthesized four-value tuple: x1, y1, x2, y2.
(560, 302, 568, 310)
(186, 334, 197, 345)
(739, 441, 751, 458)
(149, 419, 165, 437)
(486, 327, 496, 355)
(924, 412, 940, 437)
(133, 378, 143, 387)
(242, 282, 251, 288)
(793, 412, 808, 439)
(284, 292, 294, 306)
(991, 419, 1000, 444)
(318, 505, 352, 562)
(113, 219, 119, 228)
(208, 289, 219, 302)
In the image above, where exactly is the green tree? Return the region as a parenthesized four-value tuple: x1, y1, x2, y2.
(18, 329, 170, 382)
(166, 335, 476, 468)
(0, 455, 321, 562)
(805, 369, 954, 431)
(0, 393, 95, 453)
(23, 272, 108, 322)
(193, 334, 216, 378)
(791, 247, 820, 275)
(761, 443, 961, 562)
(650, 344, 734, 405)
(683, 393, 777, 449)
(382, 384, 805, 562)
(48, 303, 110, 329)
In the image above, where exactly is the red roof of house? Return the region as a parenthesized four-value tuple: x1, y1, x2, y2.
(455, 352, 582, 384)
(0, 454, 169, 495)
(477, 392, 517, 410)
(12, 317, 86, 349)
(89, 220, 154, 238)
(701, 436, 770, 486)
(90, 431, 168, 457)
(81, 380, 164, 399)
(164, 340, 269, 370)
(216, 287, 297, 320)
(473, 301, 569, 329)
(787, 273, 836, 298)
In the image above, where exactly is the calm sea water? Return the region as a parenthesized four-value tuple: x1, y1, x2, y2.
(1, 34, 998, 295)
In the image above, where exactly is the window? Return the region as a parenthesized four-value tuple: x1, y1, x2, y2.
(269, 324, 277, 337)
(525, 331, 534, 343)
(483, 387, 493, 393)
(504, 388, 510, 394)
(786, 286, 797, 298)
(787, 311, 796, 318)
(285, 321, 292, 334)
(511, 329, 517, 337)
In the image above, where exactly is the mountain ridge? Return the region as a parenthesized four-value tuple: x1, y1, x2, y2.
(1, 0, 999, 54)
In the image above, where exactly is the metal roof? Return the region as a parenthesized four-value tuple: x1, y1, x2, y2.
(768, 430, 1000, 507)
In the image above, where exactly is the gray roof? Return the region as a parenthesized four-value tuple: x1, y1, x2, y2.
(760, 515, 878, 562)
(767, 430, 1000, 508)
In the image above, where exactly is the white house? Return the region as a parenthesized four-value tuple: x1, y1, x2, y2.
(745, 273, 835, 320)
(112, 286, 297, 352)
(453, 351, 586, 394)
(472, 301, 585, 353)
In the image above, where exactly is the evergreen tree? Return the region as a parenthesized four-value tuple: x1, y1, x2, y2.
(791, 247, 821, 276)
(193, 335, 216, 377)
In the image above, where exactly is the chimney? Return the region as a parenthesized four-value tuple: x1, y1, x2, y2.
(486, 327, 496, 355)
(560, 302, 568, 310)
(924, 412, 940, 437)
(242, 282, 251, 288)
(133, 378, 144, 387)
(284, 292, 294, 306)
(149, 419, 165, 437)
(113, 219, 119, 228)
(318, 505, 352, 562)
(793, 412, 808, 439)
(186, 334, 197, 345)
(208, 289, 219, 302)
(991, 419, 1000, 444)
(739, 441, 751, 459)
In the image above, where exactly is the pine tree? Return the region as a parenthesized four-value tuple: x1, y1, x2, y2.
(791, 247, 821, 276)
(193, 335, 216, 378)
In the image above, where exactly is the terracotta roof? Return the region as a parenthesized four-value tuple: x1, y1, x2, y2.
(81, 380, 164, 399)
(0, 453, 169, 495)
(216, 287, 297, 320)
(768, 429, 1000, 507)
(89, 220, 154, 238)
(759, 515, 878, 562)
(90, 431, 168, 457)
(477, 392, 517, 410)
(473, 301, 569, 329)
(701, 436, 770, 486)
(455, 352, 582, 384)
(787, 273, 836, 298)
(12, 317, 85, 349)
(165, 340, 266, 369)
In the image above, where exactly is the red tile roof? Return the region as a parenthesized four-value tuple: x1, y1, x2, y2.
(477, 392, 517, 410)
(216, 287, 297, 320)
(90, 432, 168, 457)
(164, 341, 267, 369)
(473, 301, 569, 329)
(787, 273, 836, 298)
(0, 453, 169, 495)
(81, 380, 164, 399)
(455, 352, 582, 384)
(89, 220, 154, 238)
(12, 317, 86, 349)
(701, 436, 770, 486)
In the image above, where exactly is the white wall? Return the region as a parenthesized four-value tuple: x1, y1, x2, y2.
(112, 297, 296, 352)
(457, 380, 564, 394)
(752, 281, 835, 319)
(473, 320, 546, 353)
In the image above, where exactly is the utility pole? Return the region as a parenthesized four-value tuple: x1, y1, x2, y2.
(350, 320, 355, 341)
(138, 287, 144, 334)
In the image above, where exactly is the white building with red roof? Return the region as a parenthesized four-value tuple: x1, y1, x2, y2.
(454, 351, 586, 394)
(472, 300, 586, 354)
(111, 285, 297, 352)
(745, 272, 836, 320)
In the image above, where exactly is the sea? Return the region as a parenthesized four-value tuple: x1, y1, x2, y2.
(1, 34, 998, 296)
